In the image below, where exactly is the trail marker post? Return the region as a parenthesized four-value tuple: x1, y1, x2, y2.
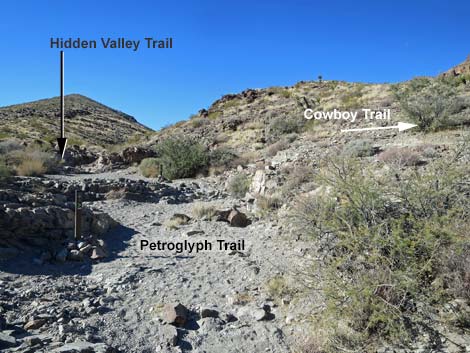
(74, 190, 82, 240)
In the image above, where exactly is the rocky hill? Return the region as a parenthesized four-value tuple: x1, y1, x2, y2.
(148, 70, 470, 160)
(441, 54, 470, 78)
(0, 94, 152, 147)
(0, 59, 470, 353)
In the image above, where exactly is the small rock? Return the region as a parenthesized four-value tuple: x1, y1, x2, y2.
(79, 244, 93, 254)
(163, 303, 188, 326)
(221, 313, 238, 323)
(170, 214, 191, 223)
(24, 319, 46, 330)
(67, 250, 84, 261)
(90, 246, 107, 260)
(252, 308, 268, 321)
(227, 209, 249, 228)
(184, 230, 205, 237)
(200, 307, 219, 318)
(160, 325, 178, 346)
(25, 336, 42, 346)
(199, 317, 224, 333)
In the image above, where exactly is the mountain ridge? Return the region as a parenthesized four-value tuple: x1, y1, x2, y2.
(0, 93, 152, 146)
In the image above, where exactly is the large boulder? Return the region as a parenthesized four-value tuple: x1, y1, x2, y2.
(120, 146, 157, 165)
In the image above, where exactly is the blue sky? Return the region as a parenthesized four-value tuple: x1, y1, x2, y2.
(0, 0, 469, 130)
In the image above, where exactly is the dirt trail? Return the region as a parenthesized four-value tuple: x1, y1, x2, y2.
(1, 172, 313, 353)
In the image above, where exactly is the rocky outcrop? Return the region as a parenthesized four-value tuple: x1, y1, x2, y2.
(441, 55, 470, 78)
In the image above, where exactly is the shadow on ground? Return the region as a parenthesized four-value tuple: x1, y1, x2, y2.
(0, 225, 136, 277)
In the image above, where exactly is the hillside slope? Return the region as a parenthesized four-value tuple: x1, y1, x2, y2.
(0, 94, 152, 146)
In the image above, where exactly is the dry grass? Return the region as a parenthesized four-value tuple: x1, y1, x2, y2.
(377, 147, 423, 166)
(265, 139, 289, 157)
(192, 202, 218, 220)
(15, 159, 47, 176)
(164, 214, 190, 230)
(139, 158, 160, 178)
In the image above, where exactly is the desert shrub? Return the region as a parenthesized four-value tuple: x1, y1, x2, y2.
(291, 150, 470, 350)
(190, 117, 208, 128)
(207, 111, 221, 120)
(209, 148, 237, 168)
(394, 78, 466, 131)
(231, 151, 260, 167)
(16, 159, 46, 176)
(441, 242, 470, 301)
(265, 139, 289, 157)
(227, 173, 251, 198)
(164, 214, 190, 230)
(267, 116, 302, 140)
(340, 85, 364, 110)
(281, 165, 315, 195)
(139, 158, 160, 178)
(9, 148, 56, 176)
(342, 139, 376, 158)
(266, 276, 290, 298)
(155, 137, 208, 180)
(256, 193, 283, 215)
(377, 147, 422, 167)
(192, 202, 217, 220)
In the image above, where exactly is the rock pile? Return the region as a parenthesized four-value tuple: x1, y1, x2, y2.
(0, 275, 118, 352)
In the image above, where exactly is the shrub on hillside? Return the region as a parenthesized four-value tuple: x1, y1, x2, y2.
(155, 137, 208, 180)
(342, 139, 377, 158)
(290, 150, 470, 350)
(394, 77, 467, 131)
(209, 148, 237, 168)
(139, 158, 160, 178)
(227, 173, 251, 198)
(265, 139, 289, 157)
(267, 116, 302, 140)
(377, 147, 422, 167)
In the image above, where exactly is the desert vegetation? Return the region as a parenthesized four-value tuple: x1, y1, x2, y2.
(394, 77, 469, 132)
(291, 140, 470, 352)
(0, 139, 57, 176)
(152, 137, 209, 180)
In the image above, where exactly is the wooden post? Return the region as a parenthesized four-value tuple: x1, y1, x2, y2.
(160, 163, 163, 177)
(74, 190, 82, 240)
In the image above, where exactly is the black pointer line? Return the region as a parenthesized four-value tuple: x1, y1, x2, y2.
(57, 50, 67, 158)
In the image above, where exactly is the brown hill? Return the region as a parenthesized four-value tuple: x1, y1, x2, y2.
(0, 94, 152, 146)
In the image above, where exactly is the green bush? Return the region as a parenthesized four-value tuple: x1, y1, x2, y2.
(209, 148, 237, 168)
(227, 173, 251, 198)
(267, 116, 302, 140)
(139, 158, 160, 178)
(155, 137, 208, 180)
(394, 78, 466, 131)
(291, 148, 470, 350)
